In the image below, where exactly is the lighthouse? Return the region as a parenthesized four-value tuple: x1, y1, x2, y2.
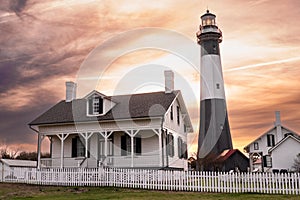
(196, 10, 233, 170)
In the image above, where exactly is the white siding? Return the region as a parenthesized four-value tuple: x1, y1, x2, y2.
(112, 130, 160, 168)
(163, 98, 188, 170)
(271, 138, 300, 171)
(164, 99, 186, 135)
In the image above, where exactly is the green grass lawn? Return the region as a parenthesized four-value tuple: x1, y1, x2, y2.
(0, 183, 299, 200)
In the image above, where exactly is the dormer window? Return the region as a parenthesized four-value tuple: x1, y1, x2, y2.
(93, 97, 100, 114)
(88, 94, 103, 115)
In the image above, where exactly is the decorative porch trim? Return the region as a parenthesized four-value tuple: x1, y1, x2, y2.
(56, 133, 70, 168)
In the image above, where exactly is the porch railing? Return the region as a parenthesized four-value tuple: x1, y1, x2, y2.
(42, 154, 160, 168)
(41, 157, 85, 168)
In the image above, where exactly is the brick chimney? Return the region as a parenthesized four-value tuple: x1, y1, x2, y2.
(65, 81, 77, 102)
(164, 70, 174, 93)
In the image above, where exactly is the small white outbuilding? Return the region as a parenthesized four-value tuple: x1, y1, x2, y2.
(244, 111, 300, 172)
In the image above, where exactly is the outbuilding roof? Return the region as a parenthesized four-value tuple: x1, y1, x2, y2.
(0, 159, 37, 168)
(213, 149, 249, 163)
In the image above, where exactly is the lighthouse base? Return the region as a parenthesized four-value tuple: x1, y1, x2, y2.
(197, 98, 233, 170)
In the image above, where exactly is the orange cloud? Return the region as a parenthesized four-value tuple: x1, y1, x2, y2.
(1, 0, 300, 156)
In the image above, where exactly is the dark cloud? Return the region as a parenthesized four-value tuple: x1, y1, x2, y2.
(0, 61, 20, 93)
(0, 90, 54, 145)
(9, 0, 28, 15)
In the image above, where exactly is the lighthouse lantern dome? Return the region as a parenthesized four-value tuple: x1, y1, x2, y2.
(201, 10, 217, 27)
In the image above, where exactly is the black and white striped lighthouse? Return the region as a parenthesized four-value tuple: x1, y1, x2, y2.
(196, 10, 233, 170)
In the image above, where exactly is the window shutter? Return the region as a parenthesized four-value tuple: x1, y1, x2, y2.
(87, 140, 90, 158)
(121, 135, 127, 156)
(135, 137, 141, 155)
(167, 134, 174, 157)
(72, 137, 77, 157)
(177, 106, 180, 125)
(171, 137, 174, 157)
(178, 137, 182, 158)
(267, 134, 275, 147)
(170, 105, 173, 120)
(88, 98, 93, 115)
(183, 142, 188, 159)
(167, 134, 171, 156)
(98, 97, 103, 114)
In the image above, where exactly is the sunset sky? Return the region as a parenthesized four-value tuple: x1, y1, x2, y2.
(1, 0, 300, 155)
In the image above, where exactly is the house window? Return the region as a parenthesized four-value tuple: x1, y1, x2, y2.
(267, 134, 275, 147)
(121, 134, 141, 156)
(170, 105, 173, 121)
(88, 95, 103, 115)
(178, 137, 183, 159)
(254, 142, 259, 150)
(167, 134, 174, 157)
(93, 98, 99, 114)
(72, 136, 89, 158)
(176, 106, 180, 125)
(177, 138, 187, 159)
(263, 155, 272, 168)
(216, 83, 220, 89)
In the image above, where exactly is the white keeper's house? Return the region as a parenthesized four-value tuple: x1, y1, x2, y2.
(244, 111, 300, 172)
(29, 71, 193, 170)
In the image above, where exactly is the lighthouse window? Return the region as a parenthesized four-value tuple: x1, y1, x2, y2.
(216, 83, 220, 89)
(213, 45, 217, 51)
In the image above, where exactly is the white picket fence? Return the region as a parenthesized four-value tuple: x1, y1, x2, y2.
(0, 167, 299, 194)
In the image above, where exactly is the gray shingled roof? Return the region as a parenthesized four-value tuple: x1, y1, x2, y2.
(29, 91, 178, 126)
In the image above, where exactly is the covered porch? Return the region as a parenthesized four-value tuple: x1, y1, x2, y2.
(38, 128, 167, 169)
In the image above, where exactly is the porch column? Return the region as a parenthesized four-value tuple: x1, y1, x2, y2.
(79, 132, 93, 158)
(125, 130, 139, 168)
(131, 135, 134, 167)
(60, 136, 64, 169)
(37, 134, 45, 170)
(104, 136, 107, 160)
(152, 129, 162, 167)
(158, 129, 162, 167)
(99, 131, 114, 166)
(57, 134, 69, 168)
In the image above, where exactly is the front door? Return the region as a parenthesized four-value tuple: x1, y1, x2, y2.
(98, 135, 114, 166)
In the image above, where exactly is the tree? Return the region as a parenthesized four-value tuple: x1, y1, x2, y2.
(0, 145, 19, 159)
(16, 151, 50, 161)
(292, 153, 300, 172)
(16, 151, 38, 161)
